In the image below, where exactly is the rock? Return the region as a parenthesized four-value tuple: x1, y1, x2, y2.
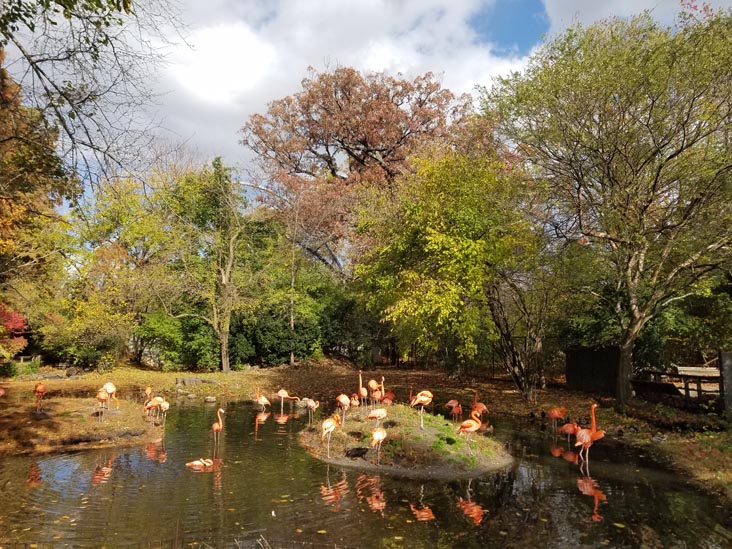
(187, 394, 198, 399)
(204, 396, 217, 403)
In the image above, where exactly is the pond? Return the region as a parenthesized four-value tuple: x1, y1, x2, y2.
(0, 400, 731, 548)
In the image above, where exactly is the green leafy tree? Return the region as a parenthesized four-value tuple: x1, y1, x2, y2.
(487, 10, 732, 405)
(356, 149, 544, 396)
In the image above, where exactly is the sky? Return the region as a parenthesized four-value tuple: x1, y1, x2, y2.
(154, 0, 731, 168)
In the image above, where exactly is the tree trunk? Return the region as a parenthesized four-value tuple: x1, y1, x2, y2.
(220, 329, 231, 372)
(616, 318, 645, 407)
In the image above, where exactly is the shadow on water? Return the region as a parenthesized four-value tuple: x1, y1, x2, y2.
(0, 401, 730, 548)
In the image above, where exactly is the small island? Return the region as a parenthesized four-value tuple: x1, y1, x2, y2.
(298, 404, 513, 479)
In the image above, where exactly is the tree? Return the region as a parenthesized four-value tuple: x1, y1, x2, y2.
(2, 0, 179, 184)
(487, 10, 732, 405)
(355, 148, 546, 396)
(241, 67, 470, 273)
(161, 158, 267, 372)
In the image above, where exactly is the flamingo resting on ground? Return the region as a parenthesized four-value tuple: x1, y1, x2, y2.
(457, 409, 482, 455)
(34, 382, 46, 412)
(212, 408, 225, 448)
(371, 426, 387, 465)
(321, 414, 341, 458)
(575, 403, 605, 463)
(410, 390, 433, 430)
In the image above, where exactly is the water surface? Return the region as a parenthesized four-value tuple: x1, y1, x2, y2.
(0, 400, 730, 548)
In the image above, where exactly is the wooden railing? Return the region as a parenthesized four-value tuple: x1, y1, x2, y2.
(640, 368, 722, 400)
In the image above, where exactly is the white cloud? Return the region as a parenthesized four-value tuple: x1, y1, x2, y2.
(167, 23, 277, 105)
(155, 0, 725, 166)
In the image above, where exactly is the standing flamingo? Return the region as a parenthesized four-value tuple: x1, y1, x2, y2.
(367, 378, 380, 406)
(33, 382, 46, 412)
(276, 389, 299, 414)
(371, 426, 387, 465)
(336, 393, 350, 425)
(101, 382, 119, 409)
(558, 422, 579, 445)
(358, 370, 368, 407)
(368, 407, 387, 427)
(321, 413, 341, 458)
(547, 406, 567, 431)
(159, 398, 170, 427)
(410, 390, 433, 430)
(457, 409, 482, 455)
(302, 398, 319, 426)
(212, 408, 225, 450)
(444, 400, 463, 422)
(255, 387, 270, 411)
(144, 396, 164, 417)
(95, 388, 109, 420)
(575, 403, 605, 463)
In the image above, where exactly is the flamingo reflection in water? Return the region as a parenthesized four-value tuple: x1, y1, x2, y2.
(91, 454, 115, 486)
(577, 474, 607, 522)
(254, 410, 270, 442)
(142, 439, 167, 464)
(457, 480, 486, 526)
(320, 466, 350, 512)
(356, 473, 386, 515)
(410, 485, 435, 522)
(185, 458, 214, 471)
(26, 462, 42, 488)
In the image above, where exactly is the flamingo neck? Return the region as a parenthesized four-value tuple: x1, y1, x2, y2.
(218, 409, 224, 426)
(590, 405, 596, 432)
(471, 409, 481, 423)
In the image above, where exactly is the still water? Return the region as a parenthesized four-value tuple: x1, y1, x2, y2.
(0, 401, 730, 548)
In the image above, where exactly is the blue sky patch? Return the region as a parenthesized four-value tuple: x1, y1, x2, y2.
(469, 0, 549, 56)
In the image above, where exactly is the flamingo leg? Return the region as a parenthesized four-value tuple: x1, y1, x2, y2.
(326, 431, 332, 458)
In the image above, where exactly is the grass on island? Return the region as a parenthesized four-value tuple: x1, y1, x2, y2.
(298, 403, 511, 478)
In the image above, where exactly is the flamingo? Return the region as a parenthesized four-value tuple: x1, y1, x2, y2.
(410, 390, 433, 430)
(457, 409, 482, 455)
(95, 388, 109, 420)
(367, 378, 380, 406)
(33, 382, 46, 412)
(367, 407, 387, 427)
(444, 400, 462, 422)
(302, 398, 319, 426)
(321, 413, 341, 458)
(185, 458, 214, 471)
(144, 396, 164, 417)
(558, 422, 579, 445)
(336, 393, 350, 425)
(358, 370, 368, 407)
(547, 406, 567, 431)
(471, 389, 488, 418)
(371, 426, 387, 465)
(212, 408, 225, 449)
(255, 387, 270, 411)
(101, 382, 119, 409)
(276, 389, 299, 414)
(575, 403, 605, 463)
(159, 398, 170, 427)
(143, 386, 154, 415)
